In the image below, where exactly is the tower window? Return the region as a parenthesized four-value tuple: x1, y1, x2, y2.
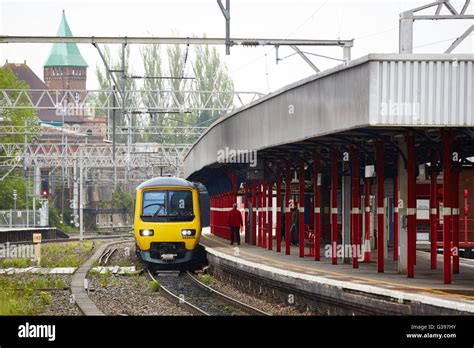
(74, 92, 80, 103)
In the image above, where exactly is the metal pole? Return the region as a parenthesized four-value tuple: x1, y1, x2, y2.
(112, 86, 117, 188)
(452, 167, 460, 274)
(407, 135, 416, 278)
(393, 174, 399, 261)
(257, 180, 262, 247)
(364, 177, 372, 262)
(442, 129, 452, 284)
(276, 168, 282, 253)
(376, 141, 385, 272)
(430, 168, 438, 269)
(351, 147, 360, 268)
(313, 153, 321, 261)
(299, 159, 305, 258)
(226, 0, 230, 55)
(23, 119, 27, 172)
(399, 17, 414, 53)
(285, 162, 292, 255)
(244, 184, 248, 244)
(331, 149, 338, 265)
(79, 147, 84, 241)
(262, 180, 267, 248)
(251, 181, 257, 246)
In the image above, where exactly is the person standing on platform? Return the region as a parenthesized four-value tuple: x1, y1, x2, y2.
(228, 203, 243, 245)
(290, 205, 300, 245)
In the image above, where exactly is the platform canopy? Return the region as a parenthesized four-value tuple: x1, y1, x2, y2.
(183, 53, 474, 180)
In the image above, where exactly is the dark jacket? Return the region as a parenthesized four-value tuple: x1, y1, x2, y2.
(228, 208, 243, 228)
(292, 208, 299, 225)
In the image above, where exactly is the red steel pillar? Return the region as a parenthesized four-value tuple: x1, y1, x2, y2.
(244, 184, 249, 244)
(442, 130, 452, 284)
(285, 162, 292, 255)
(276, 168, 282, 252)
(407, 135, 416, 278)
(258, 181, 263, 247)
(330, 150, 338, 265)
(376, 141, 385, 273)
(313, 153, 321, 261)
(299, 159, 305, 258)
(210, 196, 214, 235)
(452, 167, 460, 274)
(262, 180, 267, 248)
(464, 189, 469, 245)
(216, 194, 221, 237)
(251, 181, 257, 245)
(430, 169, 438, 269)
(268, 180, 273, 251)
(363, 177, 372, 262)
(351, 147, 361, 268)
(393, 175, 399, 261)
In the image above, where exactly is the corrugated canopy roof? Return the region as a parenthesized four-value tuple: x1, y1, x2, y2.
(44, 11, 88, 68)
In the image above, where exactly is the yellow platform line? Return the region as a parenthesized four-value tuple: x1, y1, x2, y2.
(202, 234, 474, 300)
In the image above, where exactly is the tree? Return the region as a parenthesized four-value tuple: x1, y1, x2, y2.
(95, 45, 139, 143)
(0, 67, 39, 145)
(112, 187, 134, 214)
(140, 44, 165, 143)
(192, 43, 234, 126)
(0, 67, 39, 210)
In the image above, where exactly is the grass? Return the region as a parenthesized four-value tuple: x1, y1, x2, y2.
(198, 274, 214, 287)
(0, 258, 31, 268)
(149, 280, 160, 292)
(40, 241, 99, 268)
(0, 274, 66, 315)
(99, 270, 112, 288)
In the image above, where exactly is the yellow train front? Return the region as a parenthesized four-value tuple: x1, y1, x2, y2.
(134, 177, 201, 266)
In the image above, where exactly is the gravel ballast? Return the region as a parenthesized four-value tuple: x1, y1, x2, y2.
(88, 273, 190, 316)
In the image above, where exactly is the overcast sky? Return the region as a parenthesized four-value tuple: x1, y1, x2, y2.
(0, 0, 472, 94)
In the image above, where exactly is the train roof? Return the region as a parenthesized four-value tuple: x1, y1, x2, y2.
(136, 177, 196, 190)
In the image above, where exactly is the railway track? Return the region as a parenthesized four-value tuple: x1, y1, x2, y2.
(146, 269, 269, 316)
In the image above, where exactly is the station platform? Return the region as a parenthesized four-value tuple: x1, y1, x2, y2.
(199, 228, 474, 315)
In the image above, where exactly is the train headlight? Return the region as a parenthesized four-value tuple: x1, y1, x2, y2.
(181, 229, 196, 236)
(139, 229, 154, 236)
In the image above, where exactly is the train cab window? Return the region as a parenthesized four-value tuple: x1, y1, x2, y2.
(141, 190, 194, 222)
(142, 191, 167, 216)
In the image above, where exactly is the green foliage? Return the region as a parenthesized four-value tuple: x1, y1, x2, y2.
(193, 42, 234, 125)
(149, 280, 160, 292)
(100, 270, 112, 288)
(0, 258, 31, 268)
(0, 275, 64, 315)
(40, 241, 95, 268)
(95, 45, 138, 143)
(112, 187, 134, 214)
(38, 291, 52, 305)
(0, 67, 40, 144)
(198, 273, 214, 286)
(95, 33, 235, 146)
(0, 67, 40, 210)
(0, 170, 31, 210)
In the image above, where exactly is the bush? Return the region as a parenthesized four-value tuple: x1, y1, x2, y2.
(0, 258, 31, 268)
(198, 274, 214, 286)
(149, 280, 160, 292)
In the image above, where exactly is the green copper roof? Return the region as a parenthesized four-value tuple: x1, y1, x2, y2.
(44, 11, 88, 68)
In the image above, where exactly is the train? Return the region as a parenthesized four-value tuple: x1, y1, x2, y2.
(133, 177, 202, 267)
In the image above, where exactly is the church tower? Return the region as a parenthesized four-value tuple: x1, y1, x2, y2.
(43, 10, 88, 105)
